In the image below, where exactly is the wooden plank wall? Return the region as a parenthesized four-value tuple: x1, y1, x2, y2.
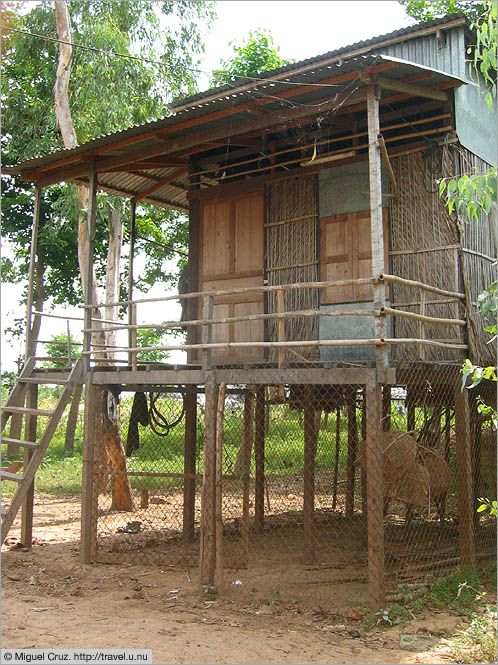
(199, 192, 264, 363)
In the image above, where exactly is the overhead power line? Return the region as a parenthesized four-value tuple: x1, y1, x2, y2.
(6, 26, 345, 89)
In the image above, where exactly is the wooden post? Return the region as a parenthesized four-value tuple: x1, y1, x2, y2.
(131, 304, 138, 371)
(200, 375, 217, 587)
(332, 406, 340, 511)
(303, 384, 316, 562)
(367, 83, 387, 377)
(202, 295, 214, 372)
(365, 380, 385, 612)
(242, 387, 254, 568)
(127, 198, 136, 367)
(20, 383, 38, 547)
(80, 380, 101, 564)
(25, 187, 42, 362)
(83, 165, 98, 374)
(346, 393, 358, 518)
(64, 383, 83, 453)
(254, 386, 265, 533)
(361, 389, 367, 517)
(215, 383, 226, 592)
(7, 385, 26, 456)
(183, 385, 197, 542)
(419, 291, 426, 361)
(382, 386, 391, 431)
(186, 197, 200, 364)
(454, 388, 475, 567)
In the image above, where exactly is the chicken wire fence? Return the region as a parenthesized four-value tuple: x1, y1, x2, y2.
(92, 369, 496, 587)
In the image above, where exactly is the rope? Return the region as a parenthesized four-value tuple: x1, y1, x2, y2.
(148, 391, 185, 437)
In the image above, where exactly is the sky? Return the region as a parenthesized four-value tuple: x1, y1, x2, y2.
(1, 1, 414, 371)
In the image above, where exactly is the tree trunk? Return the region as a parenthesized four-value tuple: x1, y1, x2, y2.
(105, 203, 123, 351)
(54, 0, 129, 509)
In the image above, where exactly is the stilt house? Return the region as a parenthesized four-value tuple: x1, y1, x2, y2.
(2, 14, 496, 611)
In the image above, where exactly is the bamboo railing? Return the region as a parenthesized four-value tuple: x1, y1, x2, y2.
(78, 274, 468, 369)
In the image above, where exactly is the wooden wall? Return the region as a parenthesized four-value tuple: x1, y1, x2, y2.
(199, 191, 264, 363)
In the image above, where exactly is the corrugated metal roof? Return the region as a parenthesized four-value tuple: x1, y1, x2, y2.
(169, 12, 468, 112)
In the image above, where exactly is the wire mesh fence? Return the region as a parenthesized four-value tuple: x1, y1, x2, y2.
(92, 369, 496, 592)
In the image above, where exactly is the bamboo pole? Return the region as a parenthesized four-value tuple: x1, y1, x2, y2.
(378, 133, 398, 198)
(83, 165, 98, 373)
(82, 277, 379, 309)
(215, 383, 226, 592)
(242, 387, 254, 568)
(202, 295, 213, 371)
(128, 198, 136, 367)
(379, 306, 466, 327)
(131, 304, 137, 371)
(378, 274, 465, 300)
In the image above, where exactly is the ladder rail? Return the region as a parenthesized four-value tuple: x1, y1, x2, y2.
(1, 359, 84, 543)
(0, 357, 37, 433)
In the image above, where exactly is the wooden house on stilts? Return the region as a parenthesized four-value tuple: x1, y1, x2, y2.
(2, 14, 496, 611)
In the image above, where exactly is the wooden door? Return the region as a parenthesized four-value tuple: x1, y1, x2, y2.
(320, 210, 388, 304)
(199, 192, 264, 363)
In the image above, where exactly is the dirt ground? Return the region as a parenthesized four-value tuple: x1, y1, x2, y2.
(1, 494, 491, 664)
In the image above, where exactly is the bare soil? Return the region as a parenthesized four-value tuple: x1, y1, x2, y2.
(1, 494, 487, 664)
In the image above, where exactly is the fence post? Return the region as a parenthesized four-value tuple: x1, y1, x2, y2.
(303, 384, 316, 562)
(365, 379, 385, 613)
(454, 387, 475, 567)
(80, 380, 101, 564)
(242, 387, 255, 568)
(202, 295, 214, 372)
(254, 386, 266, 533)
(200, 374, 217, 588)
(183, 386, 197, 542)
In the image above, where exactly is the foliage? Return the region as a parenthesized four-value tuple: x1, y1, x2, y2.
(447, 606, 497, 663)
(211, 29, 292, 86)
(135, 328, 170, 362)
(399, 1, 487, 24)
(438, 168, 497, 221)
(471, 0, 497, 108)
(42, 333, 82, 368)
(1, 0, 214, 336)
(477, 497, 497, 516)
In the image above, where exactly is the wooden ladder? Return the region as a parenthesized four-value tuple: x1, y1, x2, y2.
(1, 358, 83, 544)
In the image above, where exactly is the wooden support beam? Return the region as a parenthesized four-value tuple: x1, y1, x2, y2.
(83, 165, 98, 373)
(215, 383, 226, 592)
(365, 380, 385, 613)
(134, 168, 185, 203)
(200, 375, 217, 587)
(345, 394, 358, 518)
(378, 133, 398, 199)
(183, 386, 197, 542)
(367, 84, 388, 378)
(25, 187, 42, 361)
(375, 76, 448, 102)
(454, 388, 475, 567)
(254, 386, 265, 533)
(80, 380, 101, 564)
(127, 198, 136, 368)
(303, 385, 316, 562)
(21, 384, 37, 548)
(242, 387, 255, 568)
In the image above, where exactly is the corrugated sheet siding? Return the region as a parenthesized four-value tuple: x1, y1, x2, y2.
(379, 26, 467, 79)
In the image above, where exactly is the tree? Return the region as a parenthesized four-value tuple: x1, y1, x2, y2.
(211, 29, 292, 86)
(399, 1, 487, 24)
(1, 0, 214, 356)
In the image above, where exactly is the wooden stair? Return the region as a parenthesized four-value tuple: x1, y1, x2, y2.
(1, 358, 83, 544)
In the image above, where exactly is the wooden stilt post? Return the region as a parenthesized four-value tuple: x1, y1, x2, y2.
(332, 406, 340, 511)
(127, 198, 136, 367)
(215, 383, 226, 592)
(183, 385, 197, 542)
(200, 374, 217, 588)
(361, 389, 368, 517)
(21, 383, 38, 548)
(382, 386, 391, 431)
(346, 390, 358, 518)
(303, 384, 316, 562)
(365, 380, 385, 613)
(25, 187, 42, 362)
(242, 387, 254, 568)
(254, 386, 265, 533)
(80, 380, 101, 564)
(454, 387, 475, 567)
(83, 164, 98, 374)
(64, 383, 83, 453)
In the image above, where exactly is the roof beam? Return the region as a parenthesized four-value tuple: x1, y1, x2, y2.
(133, 167, 186, 203)
(374, 76, 448, 102)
